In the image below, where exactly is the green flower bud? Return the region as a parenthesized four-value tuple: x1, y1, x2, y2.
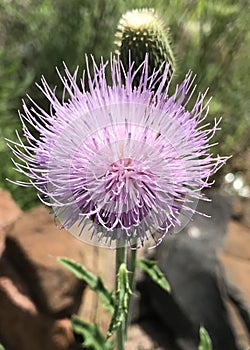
(115, 8, 175, 88)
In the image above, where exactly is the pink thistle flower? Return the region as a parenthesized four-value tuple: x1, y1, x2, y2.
(8, 55, 228, 248)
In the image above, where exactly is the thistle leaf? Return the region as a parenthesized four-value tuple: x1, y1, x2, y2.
(198, 327, 213, 350)
(57, 257, 114, 313)
(107, 263, 132, 338)
(137, 258, 171, 292)
(72, 315, 114, 350)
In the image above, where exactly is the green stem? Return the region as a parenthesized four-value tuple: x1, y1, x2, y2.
(115, 246, 126, 350)
(125, 247, 137, 334)
(115, 243, 138, 350)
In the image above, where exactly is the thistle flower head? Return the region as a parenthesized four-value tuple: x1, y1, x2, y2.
(9, 55, 227, 248)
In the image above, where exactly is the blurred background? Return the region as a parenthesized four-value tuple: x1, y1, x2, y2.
(0, 1, 250, 350)
(0, 0, 249, 209)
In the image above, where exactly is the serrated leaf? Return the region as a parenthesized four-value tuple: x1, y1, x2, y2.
(57, 257, 114, 313)
(198, 327, 213, 350)
(72, 315, 114, 350)
(137, 258, 171, 292)
(107, 263, 132, 338)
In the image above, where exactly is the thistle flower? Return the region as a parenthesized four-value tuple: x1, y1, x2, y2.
(8, 55, 227, 248)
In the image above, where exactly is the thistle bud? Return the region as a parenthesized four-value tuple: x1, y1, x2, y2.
(115, 8, 175, 87)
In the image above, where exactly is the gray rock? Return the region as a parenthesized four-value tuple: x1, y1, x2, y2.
(138, 191, 239, 350)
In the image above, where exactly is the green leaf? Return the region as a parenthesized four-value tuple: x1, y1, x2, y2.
(198, 327, 213, 350)
(137, 259, 171, 293)
(72, 315, 114, 350)
(57, 257, 114, 313)
(0, 344, 5, 350)
(107, 263, 132, 338)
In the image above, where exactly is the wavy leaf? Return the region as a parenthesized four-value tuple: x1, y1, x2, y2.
(72, 315, 114, 350)
(137, 258, 171, 292)
(198, 327, 213, 350)
(57, 257, 114, 313)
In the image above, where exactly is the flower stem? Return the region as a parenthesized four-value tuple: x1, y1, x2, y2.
(115, 246, 126, 350)
(115, 243, 138, 350)
(125, 247, 137, 334)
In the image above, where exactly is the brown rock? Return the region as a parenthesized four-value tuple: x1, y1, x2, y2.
(0, 189, 22, 254)
(0, 189, 22, 232)
(241, 197, 250, 228)
(220, 252, 250, 311)
(0, 255, 37, 315)
(0, 255, 75, 350)
(220, 221, 250, 302)
(51, 319, 75, 349)
(222, 221, 250, 260)
(127, 324, 162, 350)
(4, 206, 86, 316)
(232, 196, 250, 228)
(219, 219, 250, 349)
(225, 299, 250, 350)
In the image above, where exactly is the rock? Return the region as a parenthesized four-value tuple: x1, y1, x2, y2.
(182, 190, 232, 249)
(0, 205, 87, 350)
(138, 191, 239, 350)
(240, 197, 250, 228)
(0, 189, 22, 233)
(219, 220, 250, 350)
(231, 196, 250, 228)
(72, 241, 115, 333)
(127, 323, 166, 350)
(222, 220, 250, 260)
(127, 324, 159, 350)
(3, 206, 85, 316)
(0, 189, 22, 254)
(225, 299, 250, 350)
(0, 253, 75, 350)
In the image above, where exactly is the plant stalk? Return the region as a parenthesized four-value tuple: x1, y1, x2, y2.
(125, 247, 137, 334)
(115, 246, 126, 350)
